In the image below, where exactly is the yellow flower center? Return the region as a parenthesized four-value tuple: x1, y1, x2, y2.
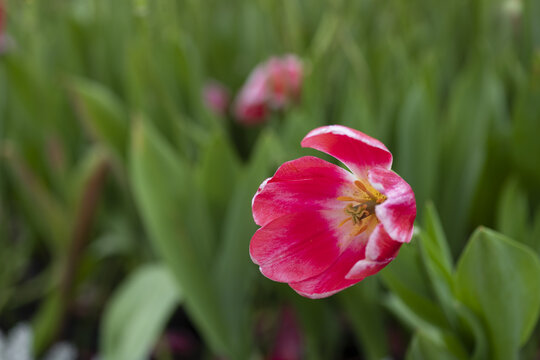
(337, 180, 386, 236)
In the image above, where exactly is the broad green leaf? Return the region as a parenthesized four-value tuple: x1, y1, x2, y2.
(69, 77, 128, 158)
(130, 118, 228, 355)
(101, 264, 181, 360)
(455, 228, 540, 360)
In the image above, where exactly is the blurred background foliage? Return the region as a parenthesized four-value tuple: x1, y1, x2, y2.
(1, 0, 540, 359)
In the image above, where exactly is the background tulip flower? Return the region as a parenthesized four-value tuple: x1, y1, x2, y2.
(233, 54, 303, 125)
(0, 0, 13, 55)
(265, 55, 303, 109)
(250, 125, 416, 298)
(233, 65, 269, 125)
(202, 81, 230, 117)
(0, 1, 5, 49)
(0, 1, 4, 35)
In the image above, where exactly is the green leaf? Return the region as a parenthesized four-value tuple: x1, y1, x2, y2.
(454, 301, 489, 360)
(512, 79, 540, 183)
(213, 130, 283, 358)
(395, 82, 438, 213)
(292, 296, 341, 360)
(495, 177, 529, 246)
(101, 264, 181, 360)
(439, 69, 495, 249)
(339, 277, 389, 360)
(406, 331, 464, 360)
(419, 203, 456, 325)
(387, 295, 467, 359)
(69, 77, 128, 158)
(423, 202, 453, 272)
(130, 118, 228, 355)
(32, 292, 62, 354)
(531, 209, 540, 254)
(2, 143, 69, 252)
(198, 133, 241, 233)
(381, 237, 449, 330)
(454, 228, 540, 360)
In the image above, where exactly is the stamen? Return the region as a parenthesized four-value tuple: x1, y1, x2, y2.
(359, 210, 370, 218)
(337, 196, 357, 202)
(354, 180, 377, 199)
(338, 217, 352, 227)
(353, 224, 368, 236)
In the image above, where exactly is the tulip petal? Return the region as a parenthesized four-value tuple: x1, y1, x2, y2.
(346, 224, 401, 279)
(252, 156, 355, 227)
(234, 66, 269, 124)
(369, 168, 416, 243)
(250, 210, 346, 283)
(288, 244, 366, 299)
(344, 258, 393, 281)
(301, 125, 392, 176)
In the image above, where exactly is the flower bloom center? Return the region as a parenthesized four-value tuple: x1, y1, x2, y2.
(337, 180, 387, 236)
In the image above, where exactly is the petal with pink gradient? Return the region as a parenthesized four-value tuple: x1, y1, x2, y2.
(252, 156, 355, 227)
(368, 168, 416, 243)
(365, 224, 402, 261)
(250, 210, 345, 283)
(346, 224, 401, 279)
(289, 243, 367, 299)
(234, 65, 269, 125)
(301, 125, 393, 176)
(345, 258, 393, 281)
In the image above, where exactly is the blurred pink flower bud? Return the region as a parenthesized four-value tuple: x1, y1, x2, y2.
(266, 55, 303, 109)
(234, 66, 270, 125)
(269, 306, 303, 360)
(202, 81, 230, 117)
(0, 0, 14, 55)
(0, 1, 4, 35)
(234, 54, 303, 126)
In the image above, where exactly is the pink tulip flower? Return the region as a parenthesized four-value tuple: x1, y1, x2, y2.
(202, 81, 230, 117)
(0, 2, 4, 34)
(233, 65, 270, 125)
(265, 55, 303, 109)
(250, 125, 416, 298)
(0, 1, 5, 42)
(0, 0, 12, 55)
(234, 55, 303, 125)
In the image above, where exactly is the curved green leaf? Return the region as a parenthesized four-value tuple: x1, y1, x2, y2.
(101, 264, 181, 360)
(455, 228, 540, 360)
